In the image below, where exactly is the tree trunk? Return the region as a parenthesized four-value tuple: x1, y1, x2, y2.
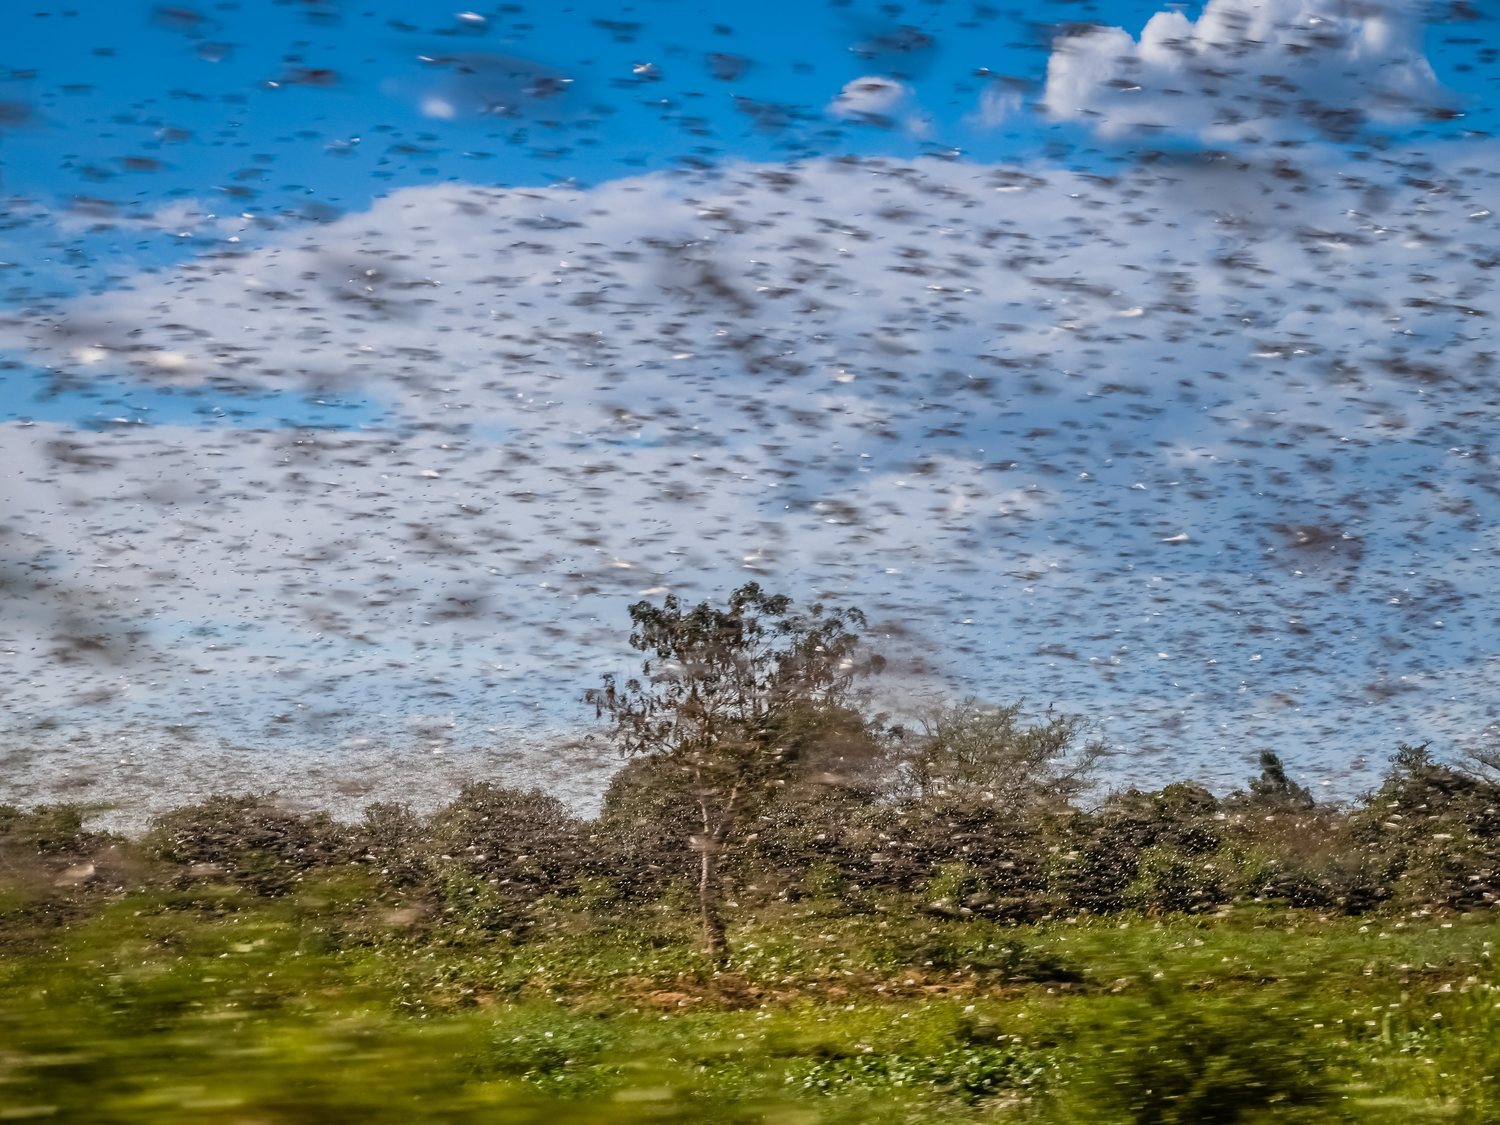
(697, 839, 727, 962)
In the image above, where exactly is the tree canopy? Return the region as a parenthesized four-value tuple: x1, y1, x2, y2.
(586, 582, 884, 956)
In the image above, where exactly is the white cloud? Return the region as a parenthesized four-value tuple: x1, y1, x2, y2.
(969, 84, 1024, 129)
(1042, 0, 1443, 142)
(828, 76, 918, 126)
(4, 145, 1500, 790)
(46, 196, 236, 237)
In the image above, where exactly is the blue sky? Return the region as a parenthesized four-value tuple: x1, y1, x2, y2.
(3, 1, 1489, 234)
(2, 0, 1499, 809)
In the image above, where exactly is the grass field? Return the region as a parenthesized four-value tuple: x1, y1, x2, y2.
(3, 868, 1498, 1123)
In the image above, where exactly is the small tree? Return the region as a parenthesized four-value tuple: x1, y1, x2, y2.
(1463, 737, 1500, 783)
(1242, 751, 1315, 810)
(897, 698, 1103, 814)
(586, 583, 883, 959)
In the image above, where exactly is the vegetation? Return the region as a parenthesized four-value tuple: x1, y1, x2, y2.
(6, 589, 1500, 1121)
(586, 583, 884, 959)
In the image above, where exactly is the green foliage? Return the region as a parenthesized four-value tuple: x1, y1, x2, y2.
(587, 582, 883, 772)
(3, 866, 1500, 1123)
(14, 722, 1500, 1122)
(471, 1009, 619, 1096)
(1377, 969, 1500, 1121)
(421, 783, 583, 936)
(1054, 987, 1340, 1123)
(354, 801, 430, 890)
(586, 583, 885, 956)
(594, 755, 696, 898)
(1124, 843, 1227, 914)
(925, 861, 992, 915)
(801, 859, 845, 898)
(883, 928, 1080, 982)
(1040, 787, 1221, 914)
(787, 1041, 1053, 1103)
(1347, 744, 1500, 911)
(143, 794, 349, 896)
(896, 699, 1103, 814)
(0, 802, 114, 855)
(1240, 751, 1316, 810)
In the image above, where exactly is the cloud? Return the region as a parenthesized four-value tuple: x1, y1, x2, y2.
(4, 145, 1500, 791)
(827, 76, 928, 133)
(1042, 0, 1444, 142)
(969, 83, 1024, 129)
(43, 197, 242, 237)
(829, 76, 911, 119)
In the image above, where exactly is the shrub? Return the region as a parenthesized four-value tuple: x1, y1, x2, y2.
(593, 755, 694, 900)
(1055, 986, 1340, 1123)
(1219, 809, 1385, 912)
(877, 802, 1047, 906)
(425, 783, 582, 932)
(352, 801, 431, 893)
(1346, 744, 1500, 911)
(0, 803, 114, 856)
(1044, 785, 1223, 914)
(1124, 843, 1227, 914)
(144, 795, 349, 895)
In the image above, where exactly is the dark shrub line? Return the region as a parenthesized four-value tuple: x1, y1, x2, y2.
(5, 742, 1499, 931)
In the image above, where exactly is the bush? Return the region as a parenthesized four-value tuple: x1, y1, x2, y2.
(1044, 785, 1223, 914)
(874, 802, 1047, 908)
(145, 795, 349, 896)
(352, 801, 432, 893)
(1055, 986, 1340, 1123)
(1124, 843, 1228, 915)
(1220, 809, 1385, 912)
(737, 780, 885, 903)
(0, 803, 114, 856)
(1346, 745, 1500, 911)
(593, 756, 695, 900)
(425, 783, 583, 932)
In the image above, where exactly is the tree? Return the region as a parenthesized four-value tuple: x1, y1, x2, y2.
(1463, 737, 1500, 783)
(1242, 751, 1315, 810)
(896, 698, 1103, 814)
(586, 583, 883, 959)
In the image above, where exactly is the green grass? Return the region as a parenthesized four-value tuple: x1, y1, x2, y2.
(3, 875, 1499, 1123)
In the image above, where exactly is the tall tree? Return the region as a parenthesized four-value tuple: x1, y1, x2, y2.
(587, 583, 883, 959)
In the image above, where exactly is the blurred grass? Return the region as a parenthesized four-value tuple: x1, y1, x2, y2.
(2, 873, 1499, 1122)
